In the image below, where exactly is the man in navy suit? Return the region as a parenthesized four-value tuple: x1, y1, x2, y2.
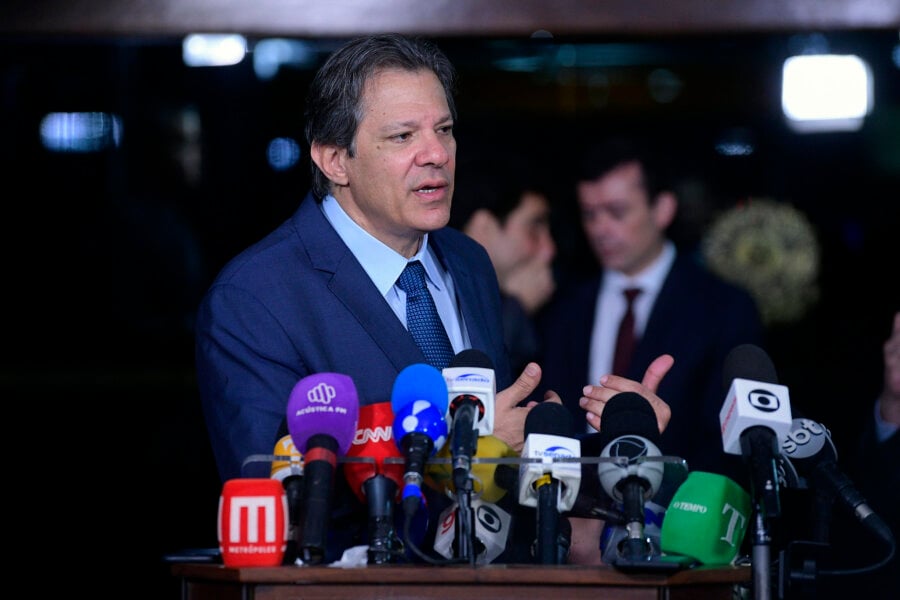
(195, 35, 677, 563)
(196, 34, 546, 486)
(536, 136, 766, 481)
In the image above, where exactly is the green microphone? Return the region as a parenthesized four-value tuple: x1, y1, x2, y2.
(660, 471, 752, 566)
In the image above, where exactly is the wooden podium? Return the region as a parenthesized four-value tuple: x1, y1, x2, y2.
(171, 562, 751, 600)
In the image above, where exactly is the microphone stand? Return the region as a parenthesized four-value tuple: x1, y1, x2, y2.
(535, 477, 562, 564)
(455, 475, 476, 565)
(741, 428, 781, 600)
(451, 400, 479, 565)
(751, 506, 773, 600)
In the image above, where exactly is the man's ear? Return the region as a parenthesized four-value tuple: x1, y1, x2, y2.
(653, 191, 678, 230)
(464, 208, 501, 243)
(310, 142, 349, 187)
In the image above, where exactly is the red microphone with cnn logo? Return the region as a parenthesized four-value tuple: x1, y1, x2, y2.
(217, 478, 288, 567)
(344, 402, 405, 564)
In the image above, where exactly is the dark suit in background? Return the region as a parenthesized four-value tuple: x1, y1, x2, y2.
(535, 252, 765, 481)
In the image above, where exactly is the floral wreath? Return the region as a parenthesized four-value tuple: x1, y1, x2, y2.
(701, 197, 820, 325)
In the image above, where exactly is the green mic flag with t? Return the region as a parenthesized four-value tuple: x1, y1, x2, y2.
(660, 471, 751, 566)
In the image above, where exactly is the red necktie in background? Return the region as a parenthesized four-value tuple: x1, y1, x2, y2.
(612, 287, 642, 376)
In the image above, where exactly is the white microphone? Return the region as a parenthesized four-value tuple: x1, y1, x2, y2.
(443, 349, 496, 436)
(517, 401, 581, 564)
(517, 404, 582, 512)
(719, 343, 792, 518)
(433, 497, 512, 564)
(444, 349, 496, 493)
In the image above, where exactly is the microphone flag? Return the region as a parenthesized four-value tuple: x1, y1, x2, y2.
(660, 471, 751, 566)
(217, 478, 288, 567)
(433, 497, 512, 564)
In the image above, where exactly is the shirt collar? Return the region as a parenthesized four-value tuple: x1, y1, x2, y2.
(604, 240, 676, 296)
(320, 195, 442, 295)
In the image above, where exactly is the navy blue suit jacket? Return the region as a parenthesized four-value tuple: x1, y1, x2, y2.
(536, 253, 765, 482)
(195, 193, 512, 483)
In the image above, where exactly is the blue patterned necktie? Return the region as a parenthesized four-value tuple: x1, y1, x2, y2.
(396, 261, 454, 369)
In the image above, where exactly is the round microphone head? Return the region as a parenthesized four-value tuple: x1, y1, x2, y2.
(392, 399, 448, 456)
(286, 372, 359, 455)
(449, 348, 494, 369)
(525, 401, 574, 437)
(344, 402, 405, 503)
(597, 391, 660, 448)
(722, 343, 778, 390)
(780, 418, 838, 488)
(391, 363, 449, 415)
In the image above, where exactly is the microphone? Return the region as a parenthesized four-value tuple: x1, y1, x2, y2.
(426, 434, 515, 504)
(596, 392, 665, 564)
(781, 417, 894, 547)
(443, 349, 496, 435)
(518, 401, 582, 564)
(344, 402, 406, 564)
(217, 478, 288, 567)
(286, 372, 360, 565)
(443, 349, 496, 492)
(719, 343, 792, 519)
(659, 471, 752, 566)
(390, 363, 450, 518)
(270, 434, 303, 564)
(433, 497, 513, 564)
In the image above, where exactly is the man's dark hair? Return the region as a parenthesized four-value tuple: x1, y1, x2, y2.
(575, 135, 673, 204)
(303, 33, 458, 201)
(449, 154, 550, 230)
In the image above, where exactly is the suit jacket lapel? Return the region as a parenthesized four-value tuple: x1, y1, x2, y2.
(435, 242, 492, 353)
(294, 197, 424, 372)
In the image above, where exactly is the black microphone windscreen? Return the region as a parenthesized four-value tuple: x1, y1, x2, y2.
(597, 391, 659, 447)
(722, 343, 778, 391)
(525, 401, 575, 438)
(494, 463, 518, 492)
(449, 348, 494, 369)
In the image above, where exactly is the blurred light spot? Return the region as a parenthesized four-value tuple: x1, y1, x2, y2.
(267, 137, 301, 171)
(782, 54, 872, 133)
(182, 34, 247, 67)
(715, 127, 756, 156)
(253, 38, 317, 80)
(40, 111, 122, 152)
(647, 68, 683, 104)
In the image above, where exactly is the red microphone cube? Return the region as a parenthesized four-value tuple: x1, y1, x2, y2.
(217, 478, 288, 567)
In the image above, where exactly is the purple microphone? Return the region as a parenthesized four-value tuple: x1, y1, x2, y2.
(286, 372, 360, 564)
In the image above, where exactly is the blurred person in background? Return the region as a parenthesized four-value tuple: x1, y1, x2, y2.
(449, 154, 557, 376)
(534, 135, 765, 482)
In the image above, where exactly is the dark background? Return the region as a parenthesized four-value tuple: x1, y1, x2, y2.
(1, 4, 898, 596)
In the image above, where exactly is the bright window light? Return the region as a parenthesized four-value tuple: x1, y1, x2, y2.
(39, 111, 123, 152)
(781, 54, 872, 133)
(182, 34, 247, 67)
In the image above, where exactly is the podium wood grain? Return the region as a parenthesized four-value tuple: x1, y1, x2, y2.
(172, 563, 751, 600)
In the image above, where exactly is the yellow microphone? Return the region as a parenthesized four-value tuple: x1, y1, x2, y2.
(426, 434, 515, 503)
(271, 434, 303, 480)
